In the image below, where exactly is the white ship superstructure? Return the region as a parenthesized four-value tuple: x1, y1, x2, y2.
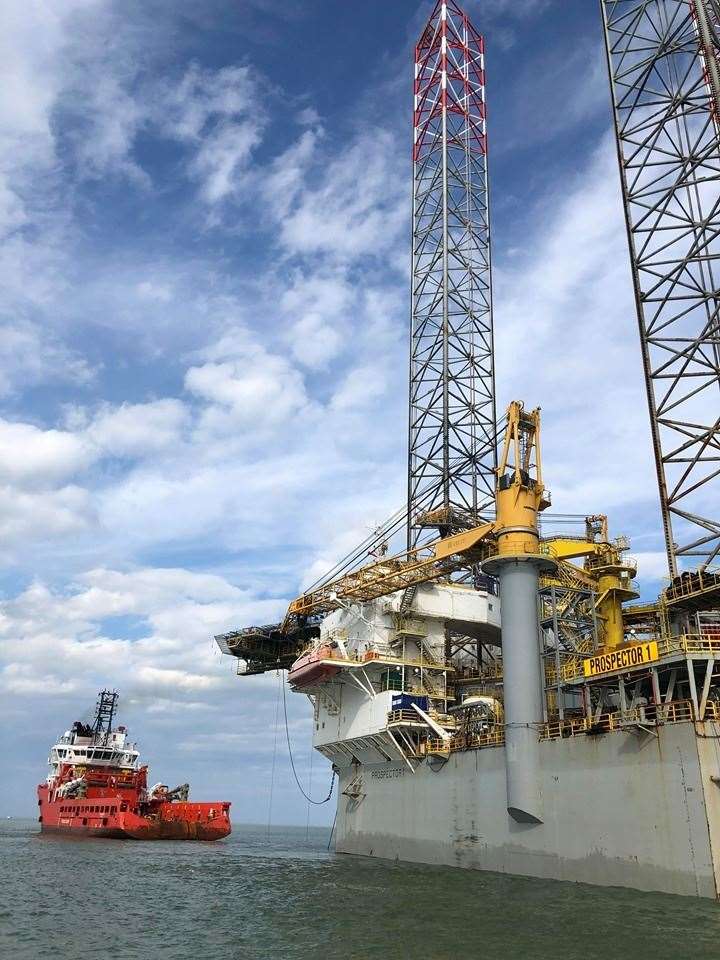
(48, 722, 139, 785)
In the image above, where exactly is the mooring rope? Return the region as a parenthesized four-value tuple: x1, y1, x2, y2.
(282, 673, 336, 804)
(266, 670, 282, 835)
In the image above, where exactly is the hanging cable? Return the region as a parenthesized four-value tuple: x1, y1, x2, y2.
(282, 674, 336, 804)
(305, 743, 314, 840)
(327, 805, 338, 851)
(266, 670, 282, 836)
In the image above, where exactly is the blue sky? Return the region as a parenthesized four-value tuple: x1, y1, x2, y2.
(0, 0, 668, 824)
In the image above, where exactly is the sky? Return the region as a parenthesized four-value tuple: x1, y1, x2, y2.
(0, 0, 669, 824)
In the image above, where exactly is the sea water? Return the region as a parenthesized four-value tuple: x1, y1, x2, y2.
(1, 818, 719, 959)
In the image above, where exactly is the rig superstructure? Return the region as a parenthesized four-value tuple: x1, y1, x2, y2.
(216, 1, 720, 897)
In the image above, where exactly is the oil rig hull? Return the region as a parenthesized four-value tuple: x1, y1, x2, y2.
(334, 722, 720, 898)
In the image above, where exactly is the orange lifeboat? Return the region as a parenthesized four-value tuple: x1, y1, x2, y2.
(288, 645, 340, 688)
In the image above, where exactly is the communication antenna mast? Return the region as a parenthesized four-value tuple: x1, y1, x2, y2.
(601, 0, 720, 575)
(408, 0, 497, 549)
(92, 689, 118, 744)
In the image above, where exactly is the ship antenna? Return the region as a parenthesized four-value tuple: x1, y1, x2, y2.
(92, 689, 119, 744)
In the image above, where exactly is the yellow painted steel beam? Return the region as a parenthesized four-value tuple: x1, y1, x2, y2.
(286, 520, 497, 621)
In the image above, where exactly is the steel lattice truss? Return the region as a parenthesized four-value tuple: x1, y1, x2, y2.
(601, 0, 720, 573)
(408, 0, 496, 548)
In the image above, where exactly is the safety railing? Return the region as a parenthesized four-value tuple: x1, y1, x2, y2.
(387, 709, 455, 727)
(657, 634, 720, 657)
(703, 700, 720, 722)
(545, 656, 585, 685)
(542, 700, 695, 739)
(544, 634, 720, 686)
(334, 649, 452, 672)
(387, 710, 425, 725)
(422, 699, 706, 757)
(665, 568, 720, 604)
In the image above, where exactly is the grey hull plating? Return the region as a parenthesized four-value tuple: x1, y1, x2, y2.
(335, 720, 720, 899)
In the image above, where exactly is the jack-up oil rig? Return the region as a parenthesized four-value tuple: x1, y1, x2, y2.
(216, 1, 720, 897)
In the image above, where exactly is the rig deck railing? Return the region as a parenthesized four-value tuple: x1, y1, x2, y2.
(418, 698, 715, 757)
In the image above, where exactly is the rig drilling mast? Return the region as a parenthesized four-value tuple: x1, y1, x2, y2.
(601, 0, 720, 574)
(409, 0, 496, 547)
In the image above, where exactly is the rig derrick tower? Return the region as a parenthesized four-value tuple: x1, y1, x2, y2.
(601, 0, 720, 575)
(408, 0, 496, 550)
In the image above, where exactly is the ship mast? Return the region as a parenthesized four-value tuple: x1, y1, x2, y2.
(91, 689, 119, 745)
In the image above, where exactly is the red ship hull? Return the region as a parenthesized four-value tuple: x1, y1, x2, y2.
(38, 770, 231, 842)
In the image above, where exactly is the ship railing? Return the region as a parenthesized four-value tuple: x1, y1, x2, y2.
(387, 710, 456, 728)
(455, 729, 505, 750)
(543, 634, 720, 686)
(545, 655, 585, 685)
(702, 700, 720, 722)
(657, 633, 720, 658)
(323, 649, 453, 672)
(427, 700, 702, 756)
(541, 700, 695, 739)
(664, 567, 720, 604)
(422, 729, 504, 754)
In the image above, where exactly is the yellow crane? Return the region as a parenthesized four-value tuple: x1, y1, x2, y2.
(217, 401, 640, 673)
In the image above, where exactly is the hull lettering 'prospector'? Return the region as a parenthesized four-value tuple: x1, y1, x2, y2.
(583, 642, 659, 678)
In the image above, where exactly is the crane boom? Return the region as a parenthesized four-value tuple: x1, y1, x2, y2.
(286, 521, 496, 623)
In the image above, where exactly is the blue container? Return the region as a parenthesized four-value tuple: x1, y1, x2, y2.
(391, 694, 429, 712)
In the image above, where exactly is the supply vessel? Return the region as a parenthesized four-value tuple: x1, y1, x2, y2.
(37, 690, 231, 840)
(215, 1, 720, 898)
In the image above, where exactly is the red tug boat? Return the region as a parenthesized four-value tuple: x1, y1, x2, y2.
(37, 690, 231, 841)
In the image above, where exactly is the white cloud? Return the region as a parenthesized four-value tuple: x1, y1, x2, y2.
(0, 420, 90, 487)
(190, 120, 263, 204)
(162, 64, 258, 141)
(331, 363, 387, 411)
(260, 127, 322, 221)
(0, 483, 91, 544)
(70, 73, 147, 182)
(136, 280, 173, 302)
(84, 399, 188, 457)
(494, 138, 659, 531)
(633, 552, 672, 583)
(280, 271, 350, 369)
(0, 319, 93, 398)
(160, 64, 266, 205)
(0, 565, 280, 702)
(185, 329, 310, 431)
(274, 128, 407, 261)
